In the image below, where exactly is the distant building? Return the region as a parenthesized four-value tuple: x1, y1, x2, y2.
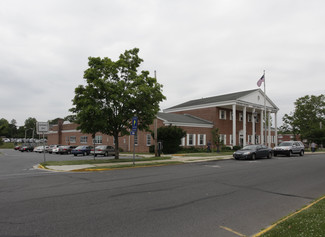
(47, 89, 279, 152)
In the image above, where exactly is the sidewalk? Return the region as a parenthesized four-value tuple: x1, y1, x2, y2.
(37, 154, 233, 172)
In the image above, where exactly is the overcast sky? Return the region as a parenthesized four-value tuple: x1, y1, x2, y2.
(1, 0, 324, 127)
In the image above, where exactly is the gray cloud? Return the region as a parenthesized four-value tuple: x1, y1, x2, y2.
(0, 0, 324, 126)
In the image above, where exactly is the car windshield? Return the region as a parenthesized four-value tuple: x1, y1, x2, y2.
(75, 146, 84, 149)
(242, 145, 257, 150)
(96, 146, 106, 149)
(279, 142, 292, 146)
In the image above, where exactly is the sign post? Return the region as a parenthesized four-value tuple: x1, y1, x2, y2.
(131, 117, 138, 166)
(36, 122, 49, 163)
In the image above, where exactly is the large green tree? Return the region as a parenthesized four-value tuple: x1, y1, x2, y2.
(152, 125, 186, 154)
(282, 94, 325, 142)
(70, 48, 166, 158)
(24, 117, 37, 138)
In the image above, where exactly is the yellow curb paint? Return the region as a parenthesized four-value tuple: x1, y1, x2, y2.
(253, 195, 325, 237)
(72, 163, 182, 172)
(220, 226, 247, 237)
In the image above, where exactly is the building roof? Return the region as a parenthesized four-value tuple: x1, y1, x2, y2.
(157, 112, 213, 128)
(164, 89, 279, 112)
(167, 89, 259, 110)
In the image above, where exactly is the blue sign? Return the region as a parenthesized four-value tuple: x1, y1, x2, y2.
(132, 116, 138, 130)
(131, 116, 138, 135)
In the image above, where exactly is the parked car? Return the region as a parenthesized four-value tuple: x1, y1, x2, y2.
(233, 145, 273, 160)
(19, 145, 34, 152)
(14, 145, 21, 150)
(33, 146, 49, 153)
(58, 145, 76, 154)
(273, 141, 305, 157)
(48, 145, 61, 154)
(91, 145, 115, 157)
(71, 146, 92, 156)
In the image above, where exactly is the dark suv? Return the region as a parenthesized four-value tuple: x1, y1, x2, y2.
(273, 141, 305, 157)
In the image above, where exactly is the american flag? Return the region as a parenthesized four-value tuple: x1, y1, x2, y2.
(257, 74, 265, 87)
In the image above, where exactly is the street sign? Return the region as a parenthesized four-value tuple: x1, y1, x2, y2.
(36, 122, 49, 134)
(132, 116, 138, 130)
(131, 116, 138, 135)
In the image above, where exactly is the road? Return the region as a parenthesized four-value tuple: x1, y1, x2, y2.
(0, 149, 324, 237)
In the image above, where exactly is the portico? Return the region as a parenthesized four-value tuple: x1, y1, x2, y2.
(164, 89, 279, 148)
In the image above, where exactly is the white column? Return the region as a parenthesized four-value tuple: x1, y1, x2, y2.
(260, 110, 264, 145)
(268, 111, 271, 147)
(232, 104, 236, 146)
(252, 108, 256, 145)
(243, 106, 247, 147)
(275, 111, 278, 146)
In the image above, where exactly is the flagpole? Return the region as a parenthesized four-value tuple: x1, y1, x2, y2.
(263, 70, 267, 146)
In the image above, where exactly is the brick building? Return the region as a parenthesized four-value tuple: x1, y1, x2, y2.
(47, 89, 279, 152)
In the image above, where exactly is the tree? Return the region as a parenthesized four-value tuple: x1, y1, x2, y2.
(211, 128, 221, 152)
(24, 117, 37, 138)
(0, 118, 10, 137)
(152, 125, 186, 154)
(9, 119, 18, 138)
(282, 94, 325, 142)
(70, 48, 166, 159)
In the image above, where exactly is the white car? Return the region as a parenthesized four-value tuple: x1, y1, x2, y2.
(34, 146, 49, 153)
(273, 141, 305, 157)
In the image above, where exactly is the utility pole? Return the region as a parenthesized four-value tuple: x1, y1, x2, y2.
(154, 70, 158, 157)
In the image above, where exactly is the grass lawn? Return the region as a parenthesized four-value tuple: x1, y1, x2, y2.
(257, 195, 325, 237)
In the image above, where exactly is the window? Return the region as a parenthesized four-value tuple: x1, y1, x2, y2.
(70, 136, 76, 143)
(187, 134, 196, 146)
(248, 135, 252, 143)
(239, 113, 243, 121)
(230, 112, 233, 120)
(255, 115, 259, 123)
(248, 114, 252, 122)
(219, 134, 226, 143)
(230, 134, 233, 145)
(219, 110, 226, 120)
(94, 136, 102, 144)
(146, 134, 151, 146)
(181, 137, 185, 146)
(80, 136, 88, 144)
(198, 134, 206, 146)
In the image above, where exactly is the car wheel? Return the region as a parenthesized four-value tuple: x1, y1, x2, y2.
(274, 153, 277, 157)
(251, 153, 256, 160)
(267, 152, 272, 159)
(299, 150, 304, 156)
(74, 154, 77, 156)
(287, 151, 292, 157)
(104, 152, 108, 157)
(83, 152, 86, 156)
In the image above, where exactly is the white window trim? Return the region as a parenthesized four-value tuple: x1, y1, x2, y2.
(181, 137, 185, 146)
(187, 134, 196, 146)
(146, 134, 151, 146)
(219, 110, 227, 120)
(198, 134, 206, 146)
(239, 113, 243, 121)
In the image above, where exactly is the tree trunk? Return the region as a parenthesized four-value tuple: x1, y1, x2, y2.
(114, 134, 119, 159)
